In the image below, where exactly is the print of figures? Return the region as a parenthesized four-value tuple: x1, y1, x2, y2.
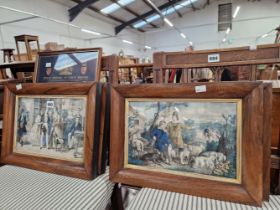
(14, 96, 87, 162)
(127, 100, 239, 180)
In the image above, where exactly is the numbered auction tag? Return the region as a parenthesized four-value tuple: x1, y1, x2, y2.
(195, 85, 207, 93)
(208, 53, 220, 63)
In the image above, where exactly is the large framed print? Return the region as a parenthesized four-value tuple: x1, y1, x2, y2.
(34, 48, 102, 83)
(1, 83, 101, 180)
(110, 82, 265, 206)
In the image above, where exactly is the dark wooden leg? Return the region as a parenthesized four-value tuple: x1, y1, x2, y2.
(111, 183, 124, 210)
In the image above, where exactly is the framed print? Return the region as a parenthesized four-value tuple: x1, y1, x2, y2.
(110, 82, 265, 206)
(34, 48, 102, 83)
(1, 83, 101, 180)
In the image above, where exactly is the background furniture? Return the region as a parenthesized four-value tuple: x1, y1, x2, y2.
(1, 49, 15, 63)
(0, 61, 35, 81)
(118, 63, 153, 84)
(153, 44, 280, 83)
(14, 35, 40, 61)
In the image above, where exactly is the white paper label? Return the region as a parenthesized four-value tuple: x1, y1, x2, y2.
(45, 62, 52, 68)
(16, 84, 22, 90)
(46, 101, 54, 108)
(195, 85, 207, 93)
(208, 54, 220, 63)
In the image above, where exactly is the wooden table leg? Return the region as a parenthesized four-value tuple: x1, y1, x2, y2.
(15, 41, 21, 61)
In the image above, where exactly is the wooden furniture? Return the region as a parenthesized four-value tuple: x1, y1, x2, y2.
(1, 48, 15, 63)
(101, 55, 119, 84)
(153, 44, 280, 83)
(0, 60, 35, 78)
(118, 63, 153, 84)
(14, 35, 40, 61)
(0, 61, 35, 81)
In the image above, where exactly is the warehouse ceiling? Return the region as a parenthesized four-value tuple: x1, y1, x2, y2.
(61, 0, 207, 34)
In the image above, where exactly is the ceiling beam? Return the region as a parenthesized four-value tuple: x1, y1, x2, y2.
(68, 0, 100, 22)
(171, 4, 182, 17)
(111, 0, 158, 28)
(71, 0, 145, 32)
(142, 0, 155, 10)
(169, 0, 182, 18)
(115, 0, 184, 35)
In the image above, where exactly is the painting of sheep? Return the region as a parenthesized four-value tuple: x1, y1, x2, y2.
(125, 99, 241, 182)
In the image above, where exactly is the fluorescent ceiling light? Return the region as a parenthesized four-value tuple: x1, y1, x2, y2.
(180, 33, 186, 39)
(233, 6, 240, 18)
(133, 21, 147, 28)
(189, 41, 193, 46)
(261, 33, 268, 38)
(164, 18, 173, 27)
(226, 27, 230, 34)
(81, 28, 101, 36)
(145, 45, 152, 49)
(133, 0, 197, 28)
(146, 14, 161, 23)
(101, 0, 134, 14)
(122, 39, 133, 44)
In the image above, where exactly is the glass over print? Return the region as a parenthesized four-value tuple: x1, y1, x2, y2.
(14, 95, 87, 163)
(125, 99, 242, 183)
(36, 50, 100, 82)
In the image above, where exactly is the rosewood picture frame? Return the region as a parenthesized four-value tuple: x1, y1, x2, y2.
(1, 82, 101, 180)
(34, 48, 102, 83)
(110, 82, 265, 206)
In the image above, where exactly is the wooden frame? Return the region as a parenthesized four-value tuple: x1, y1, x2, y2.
(110, 82, 265, 206)
(1, 83, 100, 180)
(34, 48, 102, 83)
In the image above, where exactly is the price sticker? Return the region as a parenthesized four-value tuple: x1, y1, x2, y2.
(195, 85, 207, 93)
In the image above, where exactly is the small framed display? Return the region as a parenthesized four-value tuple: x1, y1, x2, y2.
(110, 82, 265, 206)
(1, 83, 101, 180)
(34, 48, 102, 83)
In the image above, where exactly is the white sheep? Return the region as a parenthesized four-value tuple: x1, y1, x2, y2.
(192, 156, 215, 172)
(131, 135, 144, 158)
(179, 147, 191, 164)
(186, 144, 205, 157)
(201, 151, 226, 164)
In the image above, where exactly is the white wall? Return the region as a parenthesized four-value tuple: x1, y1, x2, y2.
(0, 0, 142, 62)
(141, 0, 280, 59)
